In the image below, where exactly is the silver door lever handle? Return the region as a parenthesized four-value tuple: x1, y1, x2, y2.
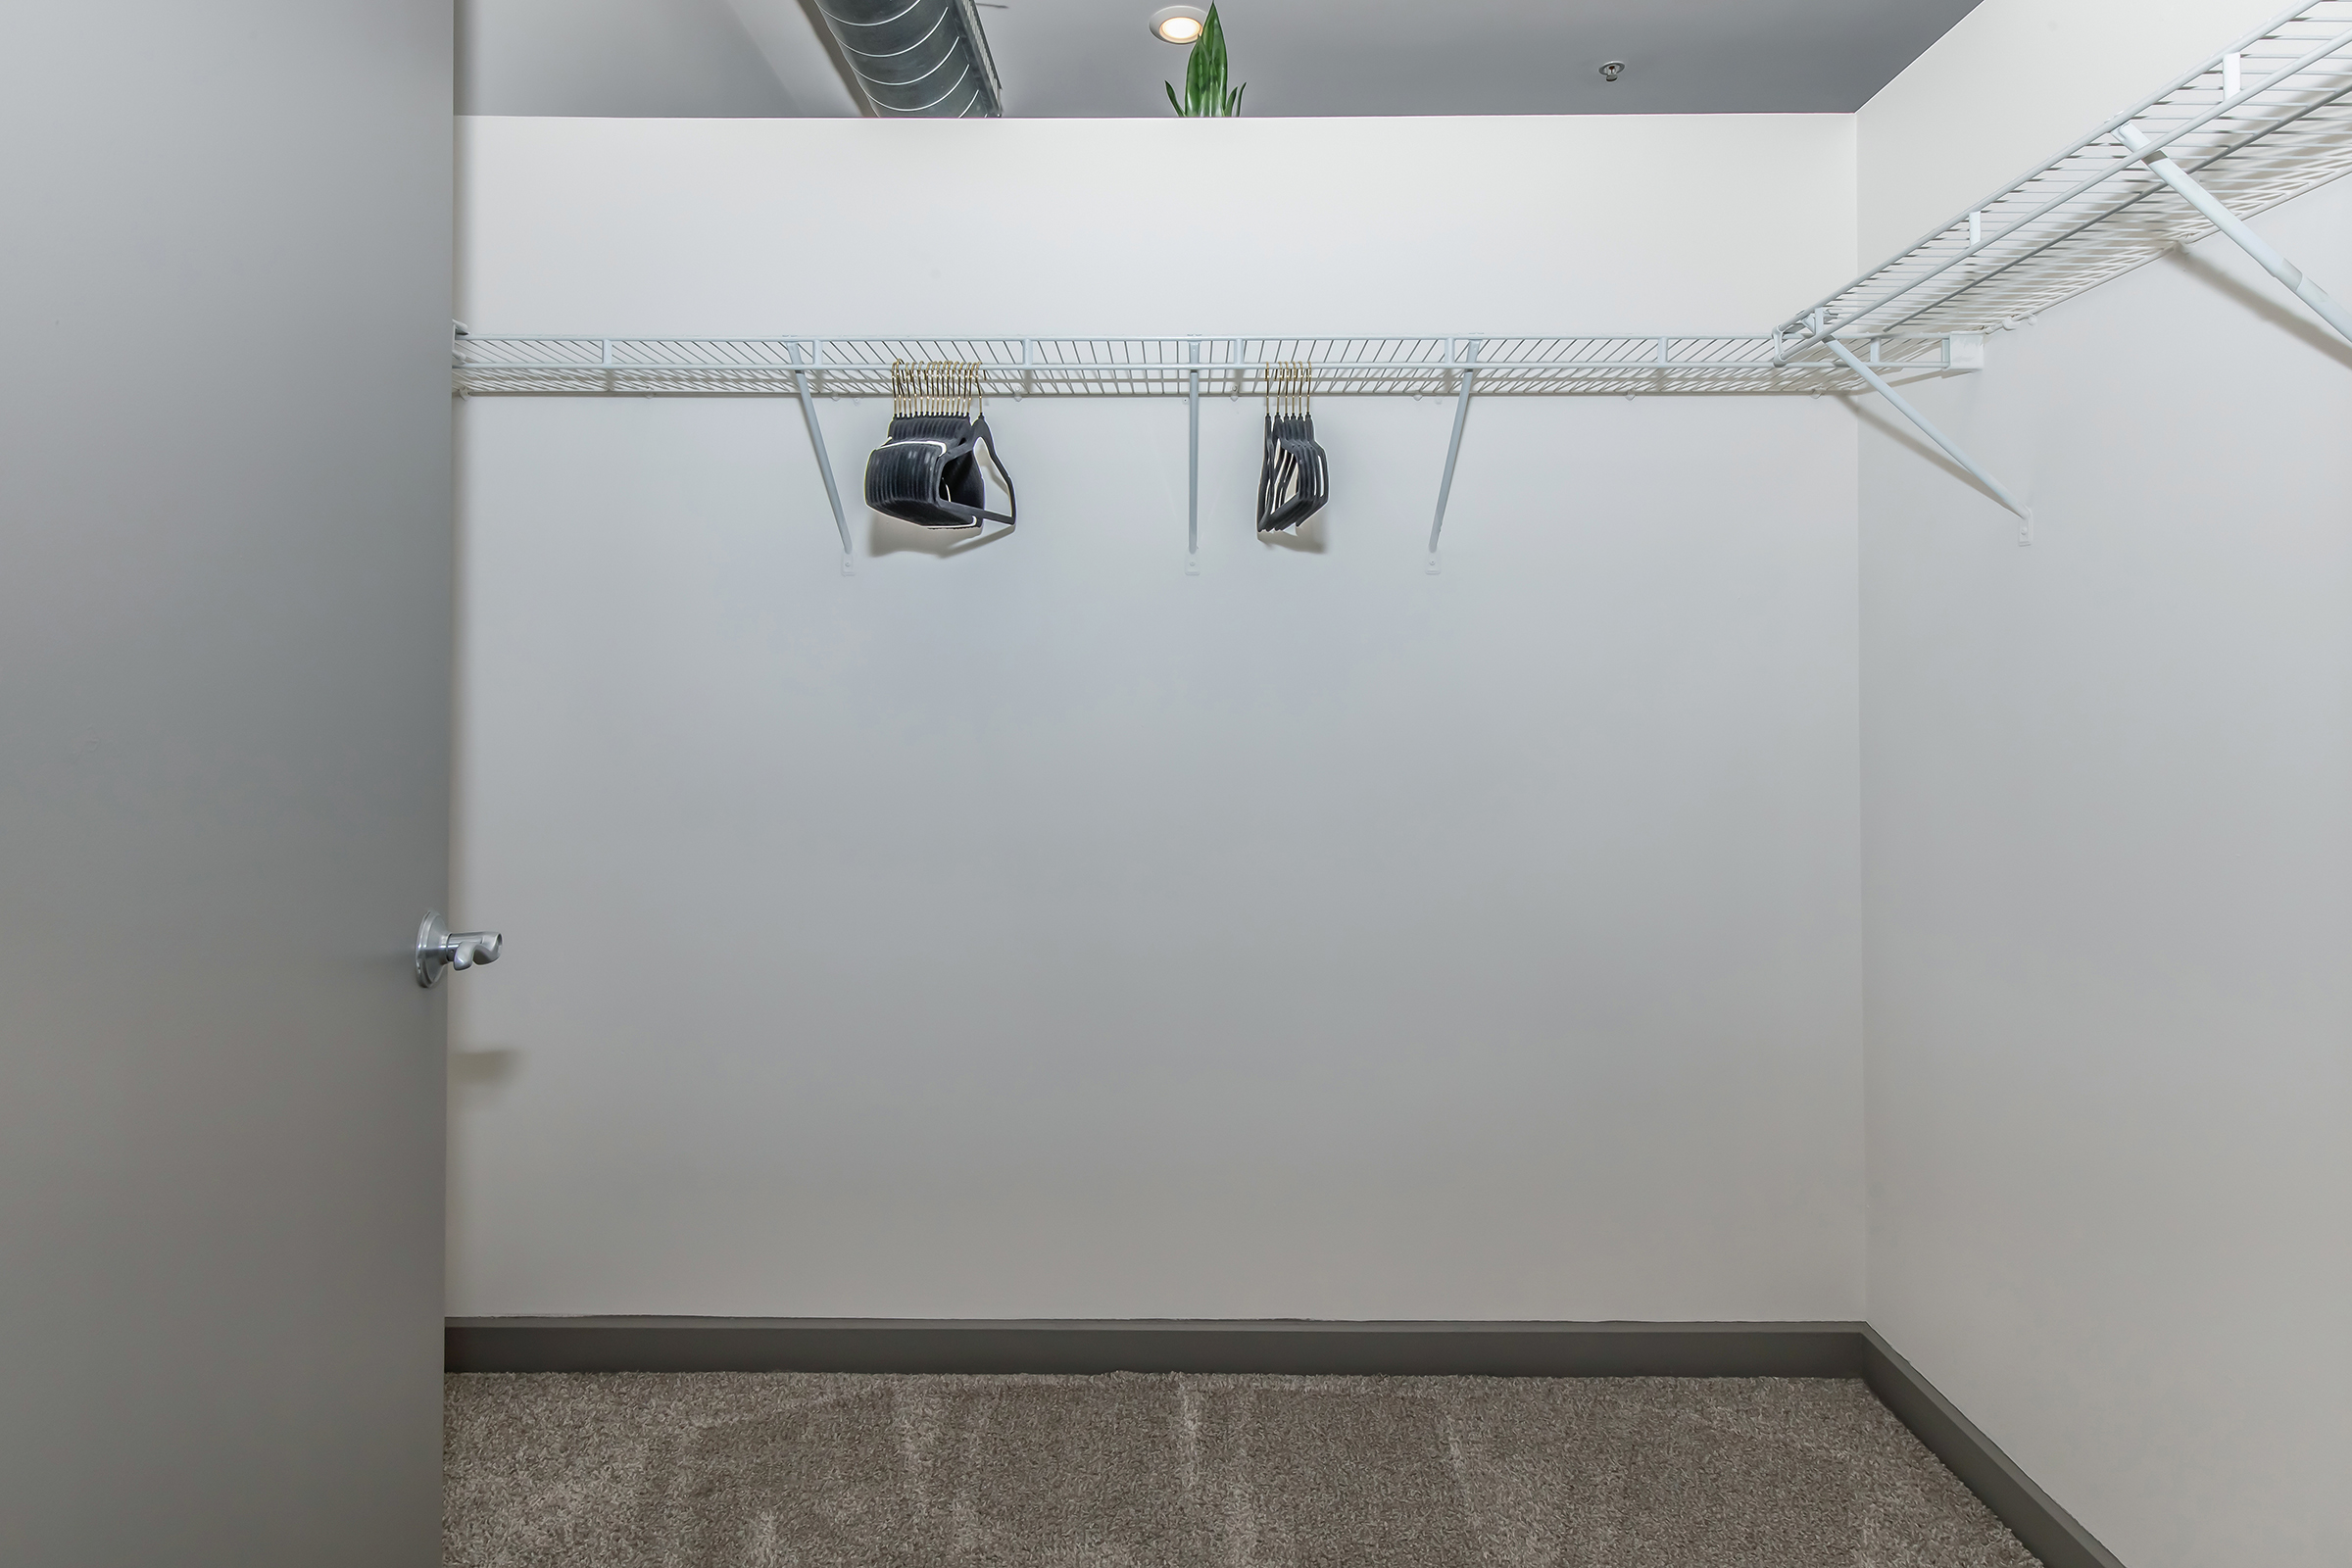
(416, 910, 504, 988)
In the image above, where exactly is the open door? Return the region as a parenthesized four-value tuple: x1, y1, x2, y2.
(0, 4, 454, 1562)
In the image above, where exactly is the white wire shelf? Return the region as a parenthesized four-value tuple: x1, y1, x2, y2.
(1784, 0, 2352, 341)
(451, 332, 1968, 399)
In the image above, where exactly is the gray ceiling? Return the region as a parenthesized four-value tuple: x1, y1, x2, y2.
(459, 0, 1982, 119)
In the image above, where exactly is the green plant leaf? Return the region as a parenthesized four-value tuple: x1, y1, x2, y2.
(1166, 3, 1244, 116)
(1186, 20, 1216, 109)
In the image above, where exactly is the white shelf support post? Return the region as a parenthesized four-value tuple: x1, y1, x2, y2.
(1427, 337, 1482, 573)
(788, 339, 854, 573)
(1822, 332, 2033, 544)
(1186, 338, 1201, 574)
(2117, 120, 2352, 349)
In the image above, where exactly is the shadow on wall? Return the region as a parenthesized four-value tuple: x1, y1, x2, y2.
(1259, 507, 1330, 555)
(452, 1046, 521, 1090)
(866, 505, 1340, 557)
(1847, 395, 1979, 498)
(1853, 244, 2352, 529)
(868, 513, 1014, 558)
(2160, 245, 2352, 370)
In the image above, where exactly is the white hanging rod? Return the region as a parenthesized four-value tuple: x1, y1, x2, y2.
(452, 332, 1975, 397)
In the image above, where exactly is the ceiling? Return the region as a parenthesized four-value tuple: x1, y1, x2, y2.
(458, 0, 1983, 120)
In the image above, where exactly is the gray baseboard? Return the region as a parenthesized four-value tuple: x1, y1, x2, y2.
(1859, 1327, 2126, 1568)
(445, 1316, 1866, 1377)
(448, 1315, 2125, 1568)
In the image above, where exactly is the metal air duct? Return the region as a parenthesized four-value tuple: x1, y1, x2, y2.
(813, 0, 1004, 118)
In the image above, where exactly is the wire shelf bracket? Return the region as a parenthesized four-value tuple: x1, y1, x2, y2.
(1426, 338, 1481, 573)
(2117, 118, 2352, 345)
(1816, 322, 2033, 544)
(1187, 338, 1202, 575)
(787, 340, 854, 573)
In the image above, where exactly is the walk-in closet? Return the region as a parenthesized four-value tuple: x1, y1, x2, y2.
(5, 3, 2347, 1566)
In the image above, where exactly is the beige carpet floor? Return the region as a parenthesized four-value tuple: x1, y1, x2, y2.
(444, 1372, 2042, 1567)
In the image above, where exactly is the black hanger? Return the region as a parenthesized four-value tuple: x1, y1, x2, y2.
(1257, 363, 1295, 531)
(1258, 362, 1327, 533)
(1256, 367, 1280, 529)
(865, 361, 1017, 531)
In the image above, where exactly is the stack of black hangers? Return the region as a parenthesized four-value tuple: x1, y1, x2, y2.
(864, 360, 1016, 531)
(1256, 361, 1328, 533)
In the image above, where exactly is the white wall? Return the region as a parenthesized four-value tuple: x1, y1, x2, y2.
(1858, 6, 2352, 1561)
(449, 114, 1869, 1319)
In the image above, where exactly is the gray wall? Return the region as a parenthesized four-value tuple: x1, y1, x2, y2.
(1857, 176, 2352, 1568)
(0, 4, 454, 1564)
(460, 0, 1981, 119)
(458, 0, 862, 118)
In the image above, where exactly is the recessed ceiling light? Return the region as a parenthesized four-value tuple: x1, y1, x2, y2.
(1150, 6, 1206, 44)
